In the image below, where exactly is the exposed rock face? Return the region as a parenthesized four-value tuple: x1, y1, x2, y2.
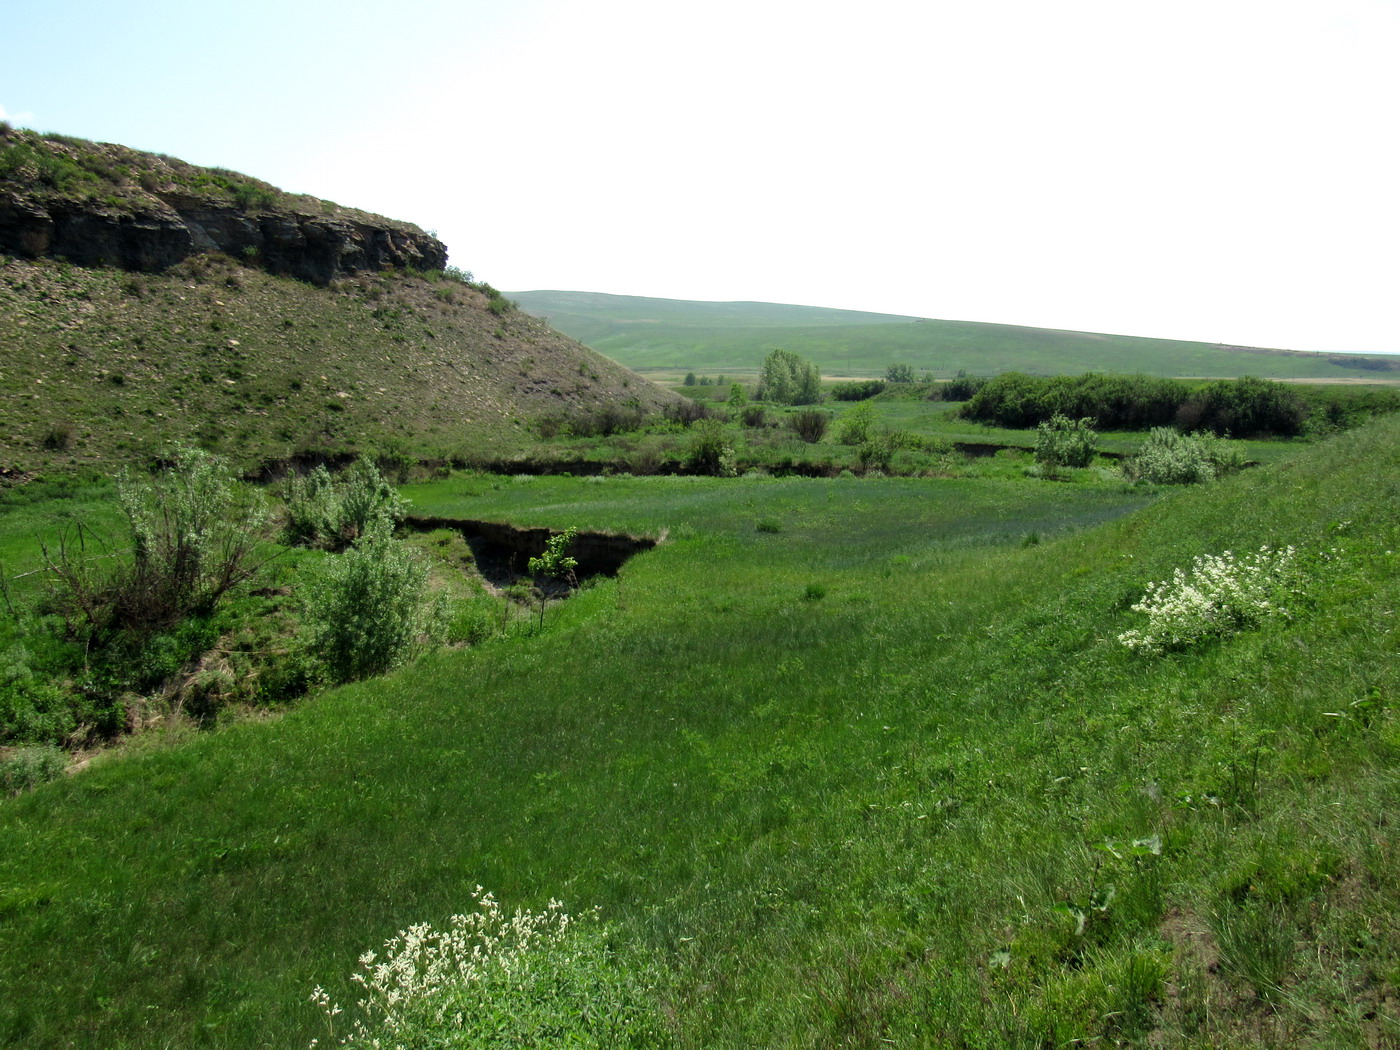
(0, 192, 446, 285)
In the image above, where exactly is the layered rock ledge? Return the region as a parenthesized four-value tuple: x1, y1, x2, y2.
(0, 128, 446, 284)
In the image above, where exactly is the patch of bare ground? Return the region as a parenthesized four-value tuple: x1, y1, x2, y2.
(1152, 853, 1400, 1049)
(1152, 906, 1294, 1047)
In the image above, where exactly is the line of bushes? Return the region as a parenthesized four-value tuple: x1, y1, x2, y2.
(960, 372, 1308, 436)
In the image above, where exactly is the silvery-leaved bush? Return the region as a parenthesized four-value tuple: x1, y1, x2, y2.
(1118, 545, 1300, 656)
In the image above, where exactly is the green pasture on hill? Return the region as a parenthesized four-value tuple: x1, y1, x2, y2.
(1, 418, 1399, 1047)
(510, 290, 1400, 383)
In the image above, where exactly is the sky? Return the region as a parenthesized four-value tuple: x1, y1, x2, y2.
(4, 0, 1398, 354)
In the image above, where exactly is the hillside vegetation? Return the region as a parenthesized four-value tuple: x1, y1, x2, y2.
(0, 255, 673, 471)
(1, 413, 1396, 1047)
(509, 290, 1400, 382)
(0, 130, 676, 472)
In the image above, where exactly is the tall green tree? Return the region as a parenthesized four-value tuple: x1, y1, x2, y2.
(756, 349, 822, 405)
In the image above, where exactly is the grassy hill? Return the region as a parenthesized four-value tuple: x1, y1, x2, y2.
(0, 131, 676, 473)
(510, 290, 1400, 382)
(2, 415, 1396, 1047)
(0, 256, 672, 472)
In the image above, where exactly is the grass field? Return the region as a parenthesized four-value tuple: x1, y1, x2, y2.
(510, 290, 1400, 383)
(1, 415, 1398, 1047)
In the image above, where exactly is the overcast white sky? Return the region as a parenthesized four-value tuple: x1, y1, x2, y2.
(4, 0, 1398, 352)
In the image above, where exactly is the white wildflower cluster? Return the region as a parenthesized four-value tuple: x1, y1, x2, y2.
(1118, 545, 1300, 655)
(311, 887, 581, 1048)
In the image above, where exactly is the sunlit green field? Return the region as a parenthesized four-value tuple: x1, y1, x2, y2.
(509, 290, 1400, 382)
(2, 418, 1398, 1047)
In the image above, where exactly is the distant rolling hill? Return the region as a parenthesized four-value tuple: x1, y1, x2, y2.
(509, 290, 1400, 382)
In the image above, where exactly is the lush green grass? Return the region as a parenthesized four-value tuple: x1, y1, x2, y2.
(2, 419, 1398, 1047)
(511, 290, 1400, 383)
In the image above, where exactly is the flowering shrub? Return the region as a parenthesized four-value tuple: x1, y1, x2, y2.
(311, 888, 668, 1048)
(1118, 546, 1300, 655)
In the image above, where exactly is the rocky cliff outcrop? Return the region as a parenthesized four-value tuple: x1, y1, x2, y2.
(0, 129, 447, 284)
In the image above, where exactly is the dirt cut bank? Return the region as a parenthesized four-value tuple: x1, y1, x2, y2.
(403, 515, 658, 590)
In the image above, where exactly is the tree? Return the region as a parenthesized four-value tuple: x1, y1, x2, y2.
(528, 528, 579, 630)
(683, 372, 697, 387)
(886, 362, 915, 383)
(756, 349, 822, 405)
(726, 383, 748, 414)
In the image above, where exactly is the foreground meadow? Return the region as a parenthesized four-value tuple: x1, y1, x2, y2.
(1, 419, 1398, 1047)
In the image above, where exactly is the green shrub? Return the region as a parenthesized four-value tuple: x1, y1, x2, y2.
(45, 447, 268, 641)
(938, 371, 987, 402)
(856, 433, 896, 472)
(962, 372, 1187, 429)
(663, 399, 712, 427)
(0, 646, 75, 745)
(339, 458, 408, 539)
(740, 405, 767, 428)
(1034, 414, 1098, 473)
(282, 457, 406, 549)
(41, 424, 73, 452)
(303, 523, 432, 682)
(837, 401, 874, 446)
(537, 404, 649, 439)
(788, 409, 829, 443)
(831, 379, 886, 401)
(282, 466, 340, 547)
(1177, 375, 1306, 437)
(961, 371, 1307, 436)
(0, 745, 65, 795)
(885, 362, 915, 383)
(1124, 428, 1245, 485)
(685, 419, 736, 476)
